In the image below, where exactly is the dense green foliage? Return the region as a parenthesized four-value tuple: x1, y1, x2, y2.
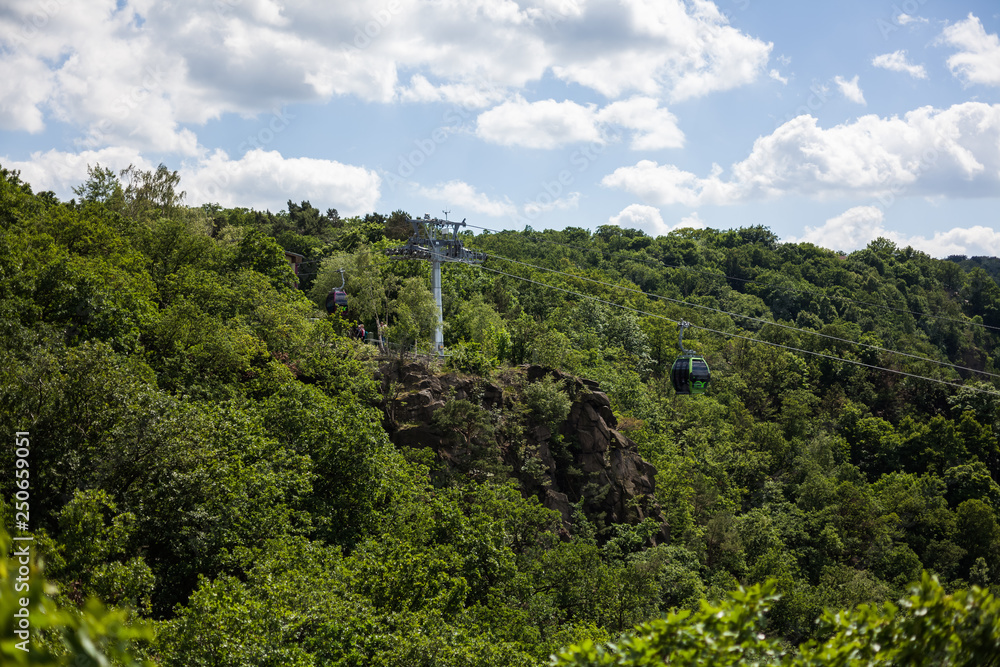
(553, 573, 1000, 666)
(2, 164, 999, 664)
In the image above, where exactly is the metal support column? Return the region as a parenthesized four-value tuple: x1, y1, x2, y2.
(385, 214, 485, 357)
(431, 253, 443, 354)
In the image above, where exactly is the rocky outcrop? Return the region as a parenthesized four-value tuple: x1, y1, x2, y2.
(377, 361, 668, 543)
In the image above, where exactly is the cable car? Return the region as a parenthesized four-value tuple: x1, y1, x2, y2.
(671, 321, 710, 395)
(325, 269, 348, 316)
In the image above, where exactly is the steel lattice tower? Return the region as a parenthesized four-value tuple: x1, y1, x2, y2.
(385, 215, 485, 354)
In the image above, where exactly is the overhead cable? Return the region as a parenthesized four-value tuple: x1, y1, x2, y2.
(463, 223, 999, 333)
(479, 252, 1000, 382)
(473, 262, 1000, 397)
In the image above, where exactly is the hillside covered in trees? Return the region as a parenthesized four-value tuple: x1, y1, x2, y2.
(2, 164, 1000, 665)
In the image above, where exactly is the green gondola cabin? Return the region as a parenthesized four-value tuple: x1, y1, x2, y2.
(671, 320, 710, 395)
(670, 355, 711, 395)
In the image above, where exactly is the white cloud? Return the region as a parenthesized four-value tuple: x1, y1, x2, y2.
(834, 75, 866, 105)
(476, 95, 683, 150)
(2, 146, 154, 196)
(416, 180, 517, 218)
(397, 74, 508, 108)
(0, 52, 54, 132)
(0, 0, 772, 155)
(0, 1, 207, 154)
(602, 161, 737, 206)
(896, 14, 928, 26)
(678, 211, 707, 229)
(476, 98, 603, 149)
(608, 204, 706, 237)
(899, 225, 1000, 257)
(792, 206, 1000, 256)
(3, 147, 381, 215)
(596, 97, 684, 150)
(609, 204, 667, 235)
(793, 205, 887, 251)
(182, 149, 381, 214)
(939, 14, 1000, 86)
(872, 50, 927, 79)
(582, 0, 773, 101)
(769, 69, 788, 85)
(603, 103, 1000, 205)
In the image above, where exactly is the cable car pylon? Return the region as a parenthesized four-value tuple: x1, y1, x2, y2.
(386, 214, 485, 355)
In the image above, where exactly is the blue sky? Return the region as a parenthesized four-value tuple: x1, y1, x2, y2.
(1, 0, 998, 256)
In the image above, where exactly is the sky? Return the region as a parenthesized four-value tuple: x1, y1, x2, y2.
(1, 0, 999, 257)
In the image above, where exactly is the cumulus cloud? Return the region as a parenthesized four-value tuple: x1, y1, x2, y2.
(2, 146, 153, 195)
(476, 98, 604, 149)
(181, 149, 381, 214)
(896, 14, 928, 26)
(602, 160, 737, 206)
(3, 147, 381, 214)
(551, 0, 772, 101)
(0, 1, 206, 153)
(397, 74, 509, 108)
(608, 204, 706, 237)
(791, 205, 1000, 256)
(793, 206, 887, 252)
(597, 97, 684, 150)
(901, 225, 1000, 257)
(476, 96, 684, 150)
(415, 180, 517, 218)
(678, 211, 707, 229)
(835, 75, 866, 105)
(872, 51, 928, 79)
(0, 0, 771, 155)
(609, 204, 665, 233)
(415, 178, 579, 223)
(939, 14, 1000, 86)
(0, 53, 54, 133)
(602, 103, 1000, 205)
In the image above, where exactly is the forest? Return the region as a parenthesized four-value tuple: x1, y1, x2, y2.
(1, 163, 999, 665)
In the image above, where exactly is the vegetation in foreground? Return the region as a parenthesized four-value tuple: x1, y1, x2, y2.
(1, 163, 999, 664)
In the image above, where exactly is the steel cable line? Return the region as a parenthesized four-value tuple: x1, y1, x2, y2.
(473, 262, 1000, 397)
(463, 223, 1000, 334)
(477, 250, 1000, 382)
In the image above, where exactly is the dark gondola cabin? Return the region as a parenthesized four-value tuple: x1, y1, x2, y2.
(671, 355, 710, 395)
(325, 289, 348, 316)
(672, 320, 710, 395)
(325, 268, 349, 316)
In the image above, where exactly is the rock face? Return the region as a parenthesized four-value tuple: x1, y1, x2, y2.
(377, 361, 668, 543)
